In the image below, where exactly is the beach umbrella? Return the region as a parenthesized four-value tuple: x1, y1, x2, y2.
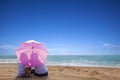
(16, 40, 48, 67)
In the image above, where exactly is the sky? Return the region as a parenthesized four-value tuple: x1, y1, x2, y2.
(0, 0, 120, 55)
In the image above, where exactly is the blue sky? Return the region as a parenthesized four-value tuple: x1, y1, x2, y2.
(0, 0, 120, 55)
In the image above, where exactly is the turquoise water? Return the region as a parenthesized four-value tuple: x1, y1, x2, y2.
(0, 55, 120, 67)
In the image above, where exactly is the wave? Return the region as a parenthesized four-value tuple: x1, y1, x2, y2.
(0, 55, 120, 68)
(0, 59, 18, 63)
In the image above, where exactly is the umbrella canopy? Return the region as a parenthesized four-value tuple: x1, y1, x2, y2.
(16, 40, 48, 67)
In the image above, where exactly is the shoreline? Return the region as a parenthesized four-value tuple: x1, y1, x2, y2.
(0, 63, 120, 80)
(1, 63, 120, 68)
(47, 64, 120, 68)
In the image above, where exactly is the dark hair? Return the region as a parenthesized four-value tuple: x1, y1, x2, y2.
(25, 67, 31, 73)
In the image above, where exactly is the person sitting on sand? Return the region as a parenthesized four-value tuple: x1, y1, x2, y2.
(17, 63, 48, 78)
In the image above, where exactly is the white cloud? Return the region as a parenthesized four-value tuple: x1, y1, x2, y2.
(0, 45, 16, 50)
(48, 48, 79, 55)
(46, 43, 120, 55)
(0, 45, 16, 54)
(103, 43, 120, 50)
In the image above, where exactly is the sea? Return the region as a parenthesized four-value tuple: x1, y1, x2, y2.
(0, 55, 120, 68)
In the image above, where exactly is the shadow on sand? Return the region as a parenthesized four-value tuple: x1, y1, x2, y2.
(15, 76, 48, 80)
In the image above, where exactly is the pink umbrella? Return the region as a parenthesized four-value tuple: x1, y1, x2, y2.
(16, 40, 48, 67)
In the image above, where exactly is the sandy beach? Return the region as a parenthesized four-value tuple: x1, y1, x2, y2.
(0, 63, 120, 80)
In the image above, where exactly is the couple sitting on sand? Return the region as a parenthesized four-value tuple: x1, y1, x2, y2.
(16, 40, 48, 78)
(17, 63, 48, 78)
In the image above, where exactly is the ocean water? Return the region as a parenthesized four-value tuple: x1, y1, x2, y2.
(0, 55, 120, 67)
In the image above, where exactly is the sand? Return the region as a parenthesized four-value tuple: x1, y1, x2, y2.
(0, 63, 120, 80)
